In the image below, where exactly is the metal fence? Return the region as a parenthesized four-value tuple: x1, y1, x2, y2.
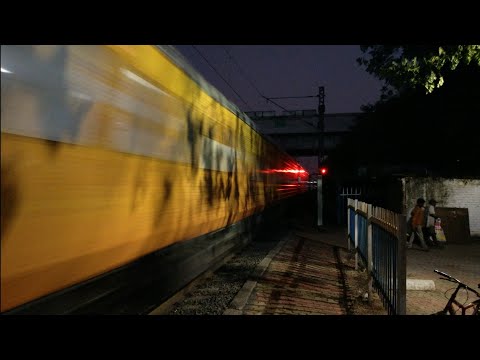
(347, 198, 406, 315)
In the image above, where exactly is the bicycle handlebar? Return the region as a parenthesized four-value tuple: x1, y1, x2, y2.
(434, 269, 459, 282)
(434, 269, 480, 297)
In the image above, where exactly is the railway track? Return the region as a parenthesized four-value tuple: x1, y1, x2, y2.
(153, 226, 288, 315)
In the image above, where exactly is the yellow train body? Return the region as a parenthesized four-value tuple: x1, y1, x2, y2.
(1, 45, 307, 312)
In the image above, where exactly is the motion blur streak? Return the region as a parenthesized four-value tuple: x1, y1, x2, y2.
(0, 45, 308, 312)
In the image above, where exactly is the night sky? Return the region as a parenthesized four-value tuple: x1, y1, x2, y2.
(175, 45, 385, 114)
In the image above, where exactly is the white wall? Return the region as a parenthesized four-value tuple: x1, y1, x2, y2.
(402, 177, 480, 236)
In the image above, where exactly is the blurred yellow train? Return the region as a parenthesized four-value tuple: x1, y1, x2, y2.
(1, 45, 308, 313)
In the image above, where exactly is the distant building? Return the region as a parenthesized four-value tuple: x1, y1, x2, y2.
(245, 110, 360, 175)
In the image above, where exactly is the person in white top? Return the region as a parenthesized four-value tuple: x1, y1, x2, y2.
(426, 199, 440, 247)
(406, 205, 415, 239)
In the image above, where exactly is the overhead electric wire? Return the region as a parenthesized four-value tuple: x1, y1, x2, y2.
(191, 45, 252, 111)
(219, 46, 322, 134)
(221, 46, 265, 99)
(220, 45, 290, 113)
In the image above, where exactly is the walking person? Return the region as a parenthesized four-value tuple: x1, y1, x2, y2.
(407, 198, 429, 251)
(426, 199, 442, 247)
(406, 204, 415, 239)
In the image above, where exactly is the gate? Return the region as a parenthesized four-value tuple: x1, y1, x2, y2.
(337, 185, 363, 225)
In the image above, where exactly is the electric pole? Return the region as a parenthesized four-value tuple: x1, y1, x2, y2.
(317, 86, 325, 168)
(265, 86, 326, 230)
(317, 86, 325, 228)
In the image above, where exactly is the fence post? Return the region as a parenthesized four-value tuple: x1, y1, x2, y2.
(367, 203, 373, 302)
(347, 199, 351, 251)
(354, 199, 358, 270)
(396, 214, 407, 315)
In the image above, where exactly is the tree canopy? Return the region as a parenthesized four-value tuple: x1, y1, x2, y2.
(327, 45, 480, 180)
(358, 45, 480, 96)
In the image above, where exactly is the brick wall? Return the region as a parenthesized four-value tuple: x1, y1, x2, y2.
(402, 177, 480, 236)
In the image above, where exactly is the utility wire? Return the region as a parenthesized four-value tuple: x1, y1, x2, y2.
(265, 98, 289, 112)
(191, 45, 252, 111)
(221, 45, 265, 99)
(223, 46, 323, 134)
(268, 95, 317, 99)
(220, 45, 289, 113)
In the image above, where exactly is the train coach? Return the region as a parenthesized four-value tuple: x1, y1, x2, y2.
(1, 45, 308, 313)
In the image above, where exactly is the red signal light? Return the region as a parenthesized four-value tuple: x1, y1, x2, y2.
(320, 167, 328, 175)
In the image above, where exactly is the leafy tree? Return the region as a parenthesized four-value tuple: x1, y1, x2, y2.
(358, 45, 480, 96)
(328, 45, 480, 179)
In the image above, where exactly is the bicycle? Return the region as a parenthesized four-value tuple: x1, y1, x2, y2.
(432, 269, 480, 315)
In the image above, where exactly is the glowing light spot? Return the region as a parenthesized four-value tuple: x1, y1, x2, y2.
(260, 169, 307, 174)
